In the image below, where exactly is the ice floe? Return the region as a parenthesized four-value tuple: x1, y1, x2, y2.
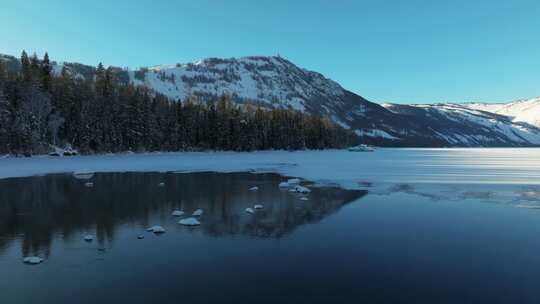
(245, 208, 255, 214)
(84, 235, 94, 242)
(293, 185, 311, 194)
(147, 225, 166, 233)
(192, 209, 203, 216)
(287, 178, 301, 185)
(23, 256, 43, 264)
(137, 235, 145, 239)
(171, 210, 185, 217)
(73, 170, 94, 180)
(178, 217, 201, 226)
(249, 186, 259, 191)
(254, 204, 264, 210)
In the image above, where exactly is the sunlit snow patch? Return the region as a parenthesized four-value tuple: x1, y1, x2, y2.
(192, 209, 203, 216)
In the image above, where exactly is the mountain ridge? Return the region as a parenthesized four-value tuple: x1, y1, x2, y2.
(2, 52, 540, 147)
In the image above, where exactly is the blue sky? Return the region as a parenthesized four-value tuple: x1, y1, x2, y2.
(1, 0, 540, 104)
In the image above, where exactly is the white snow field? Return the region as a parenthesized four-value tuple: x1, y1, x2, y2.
(1, 149, 540, 203)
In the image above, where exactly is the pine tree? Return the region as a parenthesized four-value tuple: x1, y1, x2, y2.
(20, 50, 31, 83)
(41, 52, 52, 91)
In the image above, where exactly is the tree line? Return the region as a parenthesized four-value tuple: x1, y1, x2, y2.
(0, 51, 358, 155)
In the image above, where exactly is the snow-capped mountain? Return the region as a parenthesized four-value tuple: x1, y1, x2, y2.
(383, 102, 540, 146)
(2, 52, 540, 147)
(464, 97, 540, 128)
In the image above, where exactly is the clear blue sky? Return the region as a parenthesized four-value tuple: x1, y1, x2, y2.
(1, 0, 540, 104)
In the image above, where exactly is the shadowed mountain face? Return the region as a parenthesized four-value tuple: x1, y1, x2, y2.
(2, 53, 540, 147)
(0, 172, 365, 257)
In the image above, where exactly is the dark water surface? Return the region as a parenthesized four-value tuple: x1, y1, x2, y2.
(1, 172, 540, 303)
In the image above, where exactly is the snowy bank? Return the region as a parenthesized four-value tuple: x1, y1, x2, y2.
(1, 149, 540, 204)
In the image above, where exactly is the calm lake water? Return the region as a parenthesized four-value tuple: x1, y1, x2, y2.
(1, 171, 540, 303)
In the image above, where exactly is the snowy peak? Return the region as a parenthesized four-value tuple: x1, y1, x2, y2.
(463, 97, 540, 128)
(129, 55, 345, 112)
(383, 101, 540, 146)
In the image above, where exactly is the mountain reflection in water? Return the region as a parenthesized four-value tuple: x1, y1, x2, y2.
(0, 172, 365, 259)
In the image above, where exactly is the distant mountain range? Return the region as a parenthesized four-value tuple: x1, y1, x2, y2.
(2, 53, 539, 147)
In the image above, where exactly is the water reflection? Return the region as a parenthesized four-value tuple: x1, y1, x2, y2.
(0, 172, 365, 259)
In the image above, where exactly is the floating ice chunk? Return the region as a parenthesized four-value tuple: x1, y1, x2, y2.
(84, 182, 94, 187)
(23, 256, 43, 264)
(287, 178, 301, 185)
(245, 208, 255, 214)
(84, 235, 94, 242)
(192, 209, 203, 216)
(254, 204, 264, 210)
(147, 225, 166, 233)
(73, 170, 94, 180)
(137, 235, 145, 239)
(279, 182, 290, 188)
(171, 210, 185, 217)
(158, 182, 165, 187)
(300, 197, 309, 201)
(249, 186, 259, 191)
(294, 185, 311, 194)
(179, 217, 201, 226)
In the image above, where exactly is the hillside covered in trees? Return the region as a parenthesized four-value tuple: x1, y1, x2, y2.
(0, 52, 358, 155)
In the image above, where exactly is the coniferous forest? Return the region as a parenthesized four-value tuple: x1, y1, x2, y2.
(0, 52, 358, 155)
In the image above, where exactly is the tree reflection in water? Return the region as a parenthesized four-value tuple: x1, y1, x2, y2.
(0, 172, 365, 259)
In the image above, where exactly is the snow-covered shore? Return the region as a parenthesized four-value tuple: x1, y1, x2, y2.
(2, 148, 540, 204)
(2, 148, 540, 185)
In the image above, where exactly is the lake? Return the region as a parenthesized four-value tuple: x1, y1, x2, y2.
(1, 157, 540, 303)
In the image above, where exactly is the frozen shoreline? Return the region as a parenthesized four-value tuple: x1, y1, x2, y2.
(1, 148, 540, 204)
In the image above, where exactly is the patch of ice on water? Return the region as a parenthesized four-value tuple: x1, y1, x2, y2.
(179, 217, 201, 226)
(279, 182, 290, 188)
(73, 170, 94, 180)
(147, 225, 166, 233)
(254, 204, 264, 209)
(171, 210, 185, 217)
(293, 185, 311, 194)
(84, 235, 94, 242)
(23, 257, 43, 264)
(249, 186, 259, 191)
(192, 209, 203, 216)
(245, 208, 255, 214)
